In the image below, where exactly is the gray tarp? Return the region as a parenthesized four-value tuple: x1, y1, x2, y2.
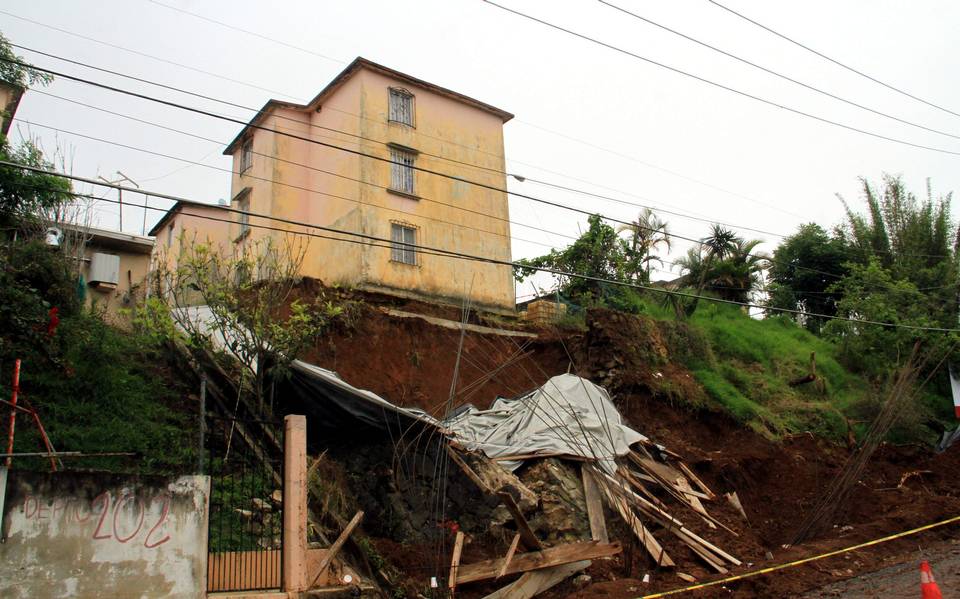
(444, 373, 646, 473)
(284, 366, 644, 473)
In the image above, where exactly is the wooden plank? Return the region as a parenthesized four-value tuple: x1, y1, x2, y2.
(672, 483, 712, 501)
(446, 444, 494, 494)
(676, 477, 716, 529)
(497, 534, 521, 579)
(483, 560, 591, 599)
(456, 541, 621, 585)
(497, 490, 542, 550)
(598, 475, 674, 567)
(446, 444, 538, 510)
(581, 466, 609, 544)
(449, 531, 466, 590)
(678, 462, 716, 500)
(309, 510, 364, 589)
(600, 472, 741, 568)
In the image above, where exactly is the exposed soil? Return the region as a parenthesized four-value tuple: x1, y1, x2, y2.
(300, 296, 960, 598)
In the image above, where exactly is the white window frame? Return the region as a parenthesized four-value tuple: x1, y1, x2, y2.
(234, 187, 252, 240)
(390, 222, 418, 265)
(388, 87, 415, 127)
(239, 138, 253, 174)
(389, 147, 416, 195)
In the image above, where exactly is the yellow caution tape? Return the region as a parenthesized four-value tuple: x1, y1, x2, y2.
(640, 514, 960, 598)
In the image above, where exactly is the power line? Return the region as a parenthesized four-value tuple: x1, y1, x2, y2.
(5, 162, 958, 333)
(12, 43, 789, 242)
(706, 0, 960, 121)
(144, 0, 345, 66)
(2, 56, 861, 282)
(14, 115, 566, 252)
(482, 1, 960, 157)
(0, 8, 302, 100)
(73, 2, 803, 220)
(16, 57, 950, 286)
(597, 0, 960, 142)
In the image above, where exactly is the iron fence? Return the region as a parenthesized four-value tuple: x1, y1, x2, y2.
(205, 416, 284, 592)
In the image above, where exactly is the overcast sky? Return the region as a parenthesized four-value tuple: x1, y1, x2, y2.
(3, 0, 960, 293)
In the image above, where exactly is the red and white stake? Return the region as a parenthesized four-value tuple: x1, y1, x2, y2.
(5, 359, 21, 468)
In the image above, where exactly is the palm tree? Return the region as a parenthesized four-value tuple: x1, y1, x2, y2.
(617, 208, 671, 283)
(672, 225, 759, 316)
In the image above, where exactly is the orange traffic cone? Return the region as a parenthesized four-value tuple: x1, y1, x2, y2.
(920, 561, 943, 599)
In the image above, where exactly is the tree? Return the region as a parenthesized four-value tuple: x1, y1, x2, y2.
(672, 225, 765, 316)
(617, 208, 671, 284)
(514, 214, 634, 302)
(822, 258, 956, 380)
(766, 223, 851, 333)
(149, 235, 345, 414)
(0, 32, 53, 88)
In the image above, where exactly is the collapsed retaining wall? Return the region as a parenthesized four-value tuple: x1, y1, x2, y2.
(0, 468, 209, 598)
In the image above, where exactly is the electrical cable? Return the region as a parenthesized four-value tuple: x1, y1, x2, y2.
(5, 162, 960, 333)
(706, 0, 960, 121)
(481, 1, 960, 157)
(12, 43, 795, 243)
(597, 0, 960, 142)
(0, 57, 868, 283)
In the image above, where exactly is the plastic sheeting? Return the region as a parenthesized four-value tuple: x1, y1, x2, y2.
(444, 373, 646, 473)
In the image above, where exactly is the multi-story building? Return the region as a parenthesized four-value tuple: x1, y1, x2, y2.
(222, 57, 516, 313)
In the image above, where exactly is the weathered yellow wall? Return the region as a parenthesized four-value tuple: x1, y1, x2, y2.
(153, 204, 232, 274)
(81, 240, 152, 325)
(226, 65, 515, 313)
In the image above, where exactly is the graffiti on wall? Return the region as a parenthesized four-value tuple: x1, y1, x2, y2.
(0, 471, 210, 599)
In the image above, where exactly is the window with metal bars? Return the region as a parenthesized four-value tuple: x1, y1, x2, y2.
(390, 148, 416, 195)
(388, 88, 414, 126)
(240, 139, 253, 174)
(390, 223, 417, 265)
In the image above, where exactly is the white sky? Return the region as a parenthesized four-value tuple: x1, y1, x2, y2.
(3, 0, 960, 297)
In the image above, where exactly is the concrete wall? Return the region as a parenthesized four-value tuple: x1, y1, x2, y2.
(80, 236, 153, 326)
(0, 470, 210, 598)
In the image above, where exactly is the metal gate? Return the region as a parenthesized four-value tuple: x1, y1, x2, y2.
(205, 416, 284, 592)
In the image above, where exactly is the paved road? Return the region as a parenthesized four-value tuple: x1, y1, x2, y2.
(801, 539, 960, 598)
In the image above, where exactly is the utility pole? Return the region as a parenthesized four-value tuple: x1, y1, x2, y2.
(98, 171, 140, 233)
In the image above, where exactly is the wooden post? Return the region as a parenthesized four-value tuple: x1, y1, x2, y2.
(198, 374, 206, 474)
(283, 414, 308, 592)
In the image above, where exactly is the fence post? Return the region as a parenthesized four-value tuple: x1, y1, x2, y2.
(197, 375, 206, 474)
(282, 414, 308, 592)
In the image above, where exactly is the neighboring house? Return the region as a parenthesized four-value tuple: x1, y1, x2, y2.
(148, 200, 231, 272)
(60, 223, 154, 323)
(0, 80, 24, 137)
(222, 57, 516, 314)
(148, 200, 231, 302)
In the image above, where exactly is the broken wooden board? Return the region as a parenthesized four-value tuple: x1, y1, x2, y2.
(497, 490, 542, 550)
(310, 510, 364, 589)
(725, 491, 749, 522)
(446, 444, 538, 510)
(456, 541, 621, 585)
(449, 531, 466, 590)
(581, 465, 609, 544)
(483, 560, 591, 599)
(497, 534, 521, 579)
(678, 462, 716, 500)
(676, 477, 716, 529)
(603, 483, 674, 567)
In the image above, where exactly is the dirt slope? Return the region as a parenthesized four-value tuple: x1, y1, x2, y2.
(302, 298, 960, 598)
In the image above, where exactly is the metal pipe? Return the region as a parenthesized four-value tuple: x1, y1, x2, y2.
(5, 359, 21, 468)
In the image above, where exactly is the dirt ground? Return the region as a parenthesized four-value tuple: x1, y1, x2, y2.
(299, 296, 960, 598)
